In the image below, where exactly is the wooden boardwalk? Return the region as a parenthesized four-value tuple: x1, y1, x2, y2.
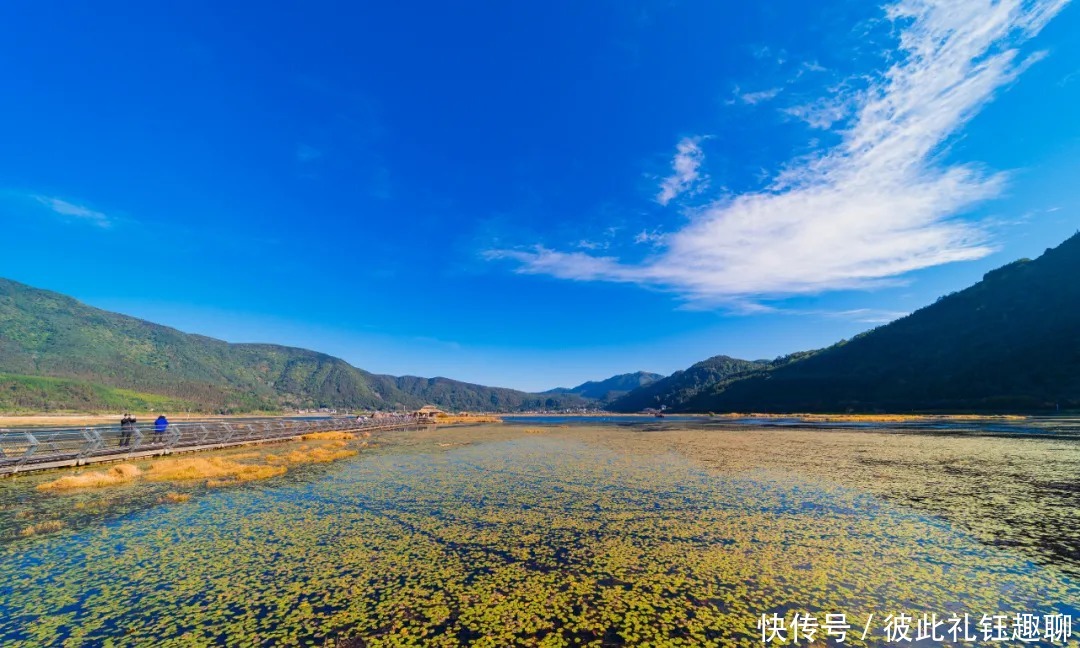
(0, 417, 419, 476)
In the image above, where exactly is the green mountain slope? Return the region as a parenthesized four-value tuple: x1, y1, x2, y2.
(628, 232, 1080, 413)
(0, 373, 199, 413)
(388, 375, 587, 412)
(607, 356, 769, 412)
(546, 371, 663, 401)
(0, 278, 589, 413)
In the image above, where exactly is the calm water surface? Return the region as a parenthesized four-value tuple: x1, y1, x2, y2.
(0, 422, 1077, 647)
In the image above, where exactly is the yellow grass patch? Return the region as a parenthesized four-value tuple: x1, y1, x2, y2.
(30, 430, 367, 495)
(434, 415, 502, 424)
(145, 457, 286, 484)
(37, 464, 142, 491)
(272, 445, 358, 465)
(203, 465, 286, 487)
(300, 430, 357, 441)
(19, 520, 66, 537)
(160, 492, 191, 503)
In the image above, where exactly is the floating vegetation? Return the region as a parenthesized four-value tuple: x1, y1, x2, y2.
(434, 414, 503, 424)
(159, 492, 191, 503)
(36, 464, 142, 491)
(145, 456, 286, 483)
(25, 435, 366, 507)
(585, 424, 1080, 575)
(301, 430, 359, 441)
(17, 519, 65, 537)
(0, 423, 1076, 647)
(273, 444, 358, 465)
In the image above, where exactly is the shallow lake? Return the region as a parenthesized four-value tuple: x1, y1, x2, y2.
(1, 422, 1077, 646)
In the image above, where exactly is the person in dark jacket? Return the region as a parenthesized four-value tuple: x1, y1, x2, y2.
(153, 414, 169, 442)
(119, 413, 135, 447)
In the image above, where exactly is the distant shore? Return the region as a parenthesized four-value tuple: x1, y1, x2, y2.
(0, 410, 1041, 429)
(499, 412, 660, 418)
(493, 411, 1036, 421)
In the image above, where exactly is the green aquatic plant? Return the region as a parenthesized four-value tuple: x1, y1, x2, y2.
(0, 424, 1077, 647)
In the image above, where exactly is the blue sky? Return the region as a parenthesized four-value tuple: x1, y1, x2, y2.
(1, 0, 1078, 391)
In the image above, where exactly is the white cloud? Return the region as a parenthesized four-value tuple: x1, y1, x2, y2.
(656, 137, 706, 206)
(815, 308, 911, 323)
(33, 196, 113, 228)
(752, 45, 773, 60)
(783, 93, 855, 130)
(493, 0, 1069, 306)
(731, 86, 784, 105)
(576, 239, 609, 250)
(634, 229, 665, 245)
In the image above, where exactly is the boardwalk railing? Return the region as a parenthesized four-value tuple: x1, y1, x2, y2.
(0, 416, 419, 476)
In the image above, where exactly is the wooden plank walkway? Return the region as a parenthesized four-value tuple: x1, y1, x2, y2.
(0, 418, 419, 477)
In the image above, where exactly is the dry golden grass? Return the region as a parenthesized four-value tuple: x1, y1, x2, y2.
(19, 520, 66, 537)
(159, 492, 191, 503)
(37, 464, 142, 491)
(523, 428, 545, 434)
(205, 464, 288, 487)
(273, 445, 358, 465)
(29, 429, 369, 496)
(146, 457, 286, 483)
(435, 415, 502, 424)
(300, 430, 357, 441)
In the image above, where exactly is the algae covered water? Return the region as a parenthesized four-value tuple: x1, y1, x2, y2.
(1, 423, 1078, 646)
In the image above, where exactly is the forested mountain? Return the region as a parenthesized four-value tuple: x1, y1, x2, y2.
(613, 232, 1080, 413)
(607, 356, 769, 412)
(6, 231, 1078, 414)
(0, 278, 589, 413)
(546, 371, 663, 401)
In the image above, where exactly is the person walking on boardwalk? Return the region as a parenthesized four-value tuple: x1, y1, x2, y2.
(119, 413, 135, 447)
(154, 414, 169, 443)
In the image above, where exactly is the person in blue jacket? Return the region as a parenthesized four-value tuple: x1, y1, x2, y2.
(153, 414, 169, 442)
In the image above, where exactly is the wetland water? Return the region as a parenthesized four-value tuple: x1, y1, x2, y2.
(1, 421, 1078, 646)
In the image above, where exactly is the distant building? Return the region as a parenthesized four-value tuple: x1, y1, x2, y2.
(414, 405, 447, 420)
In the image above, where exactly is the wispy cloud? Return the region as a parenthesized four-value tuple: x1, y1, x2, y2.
(751, 45, 788, 66)
(782, 92, 855, 130)
(576, 239, 609, 251)
(656, 137, 706, 206)
(815, 308, 910, 323)
(492, 0, 1069, 306)
(33, 196, 113, 228)
(730, 85, 784, 105)
(634, 229, 665, 245)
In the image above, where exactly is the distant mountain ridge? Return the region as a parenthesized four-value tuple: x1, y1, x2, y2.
(611, 231, 1080, 413)
(6, 231, 1079, 415)
(546, 371, 663, 401)
(607, 356, 770, 412)
(0, 278, 591, 413)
